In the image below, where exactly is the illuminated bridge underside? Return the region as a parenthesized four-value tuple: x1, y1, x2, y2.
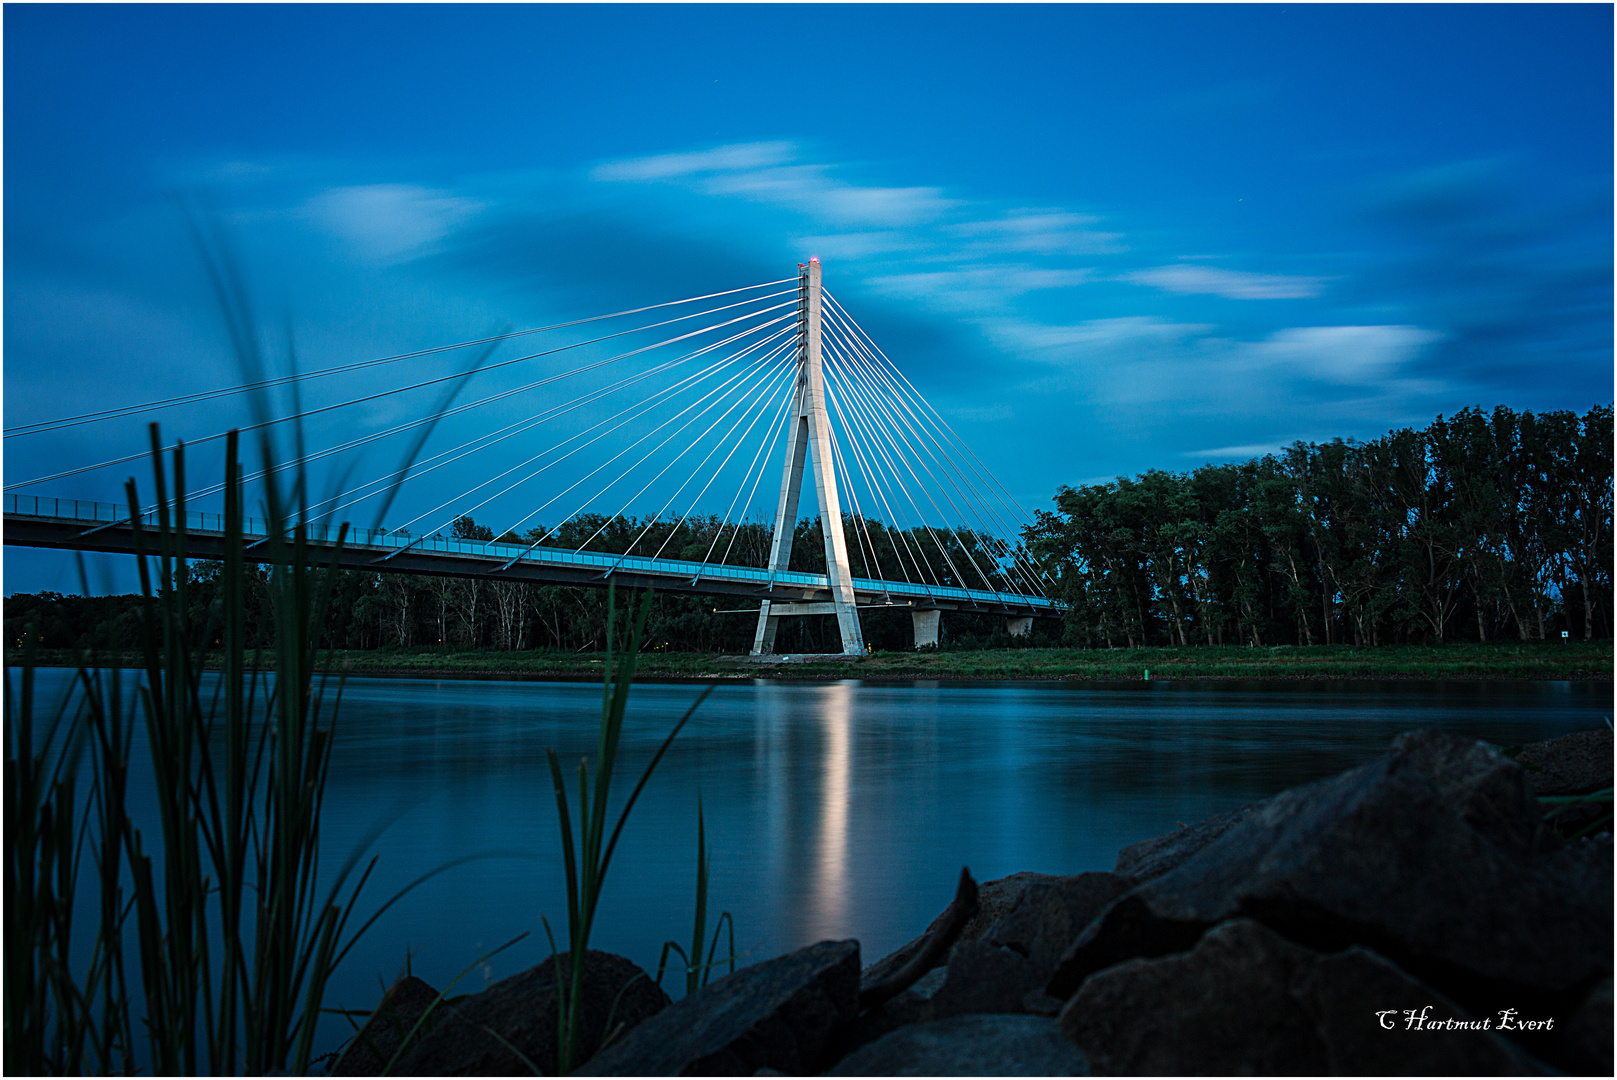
(4, 498, 1054, 617)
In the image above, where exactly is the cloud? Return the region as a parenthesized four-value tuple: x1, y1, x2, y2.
(306, 184, 481, 261)
(592, 141, 957, 228)
(1125, 263, 1326, 299)
(872, 266, 1093, 311)
(989, 316, 1214, 356)
(953, 210, 1127, 255)
(1243, 325, 1441, 384)
(590, 141, 796, 182)
(705, 165, 954, 227)
(1181, 443, 1282, 460)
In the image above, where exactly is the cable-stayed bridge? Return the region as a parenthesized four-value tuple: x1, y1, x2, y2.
(5, 260, 1054, 652)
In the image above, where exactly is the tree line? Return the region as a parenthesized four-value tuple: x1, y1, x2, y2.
(1024, 405, 1612, 647)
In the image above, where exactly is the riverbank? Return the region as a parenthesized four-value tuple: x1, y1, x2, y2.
(13, 640, 1611, 681)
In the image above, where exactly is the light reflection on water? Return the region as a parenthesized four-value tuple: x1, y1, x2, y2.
(20, 670, 1608, 1059)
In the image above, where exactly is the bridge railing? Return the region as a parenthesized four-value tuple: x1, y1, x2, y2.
(6, 495, 1054, 610)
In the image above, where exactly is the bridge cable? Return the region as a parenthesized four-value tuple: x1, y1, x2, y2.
(822, 371, 928, 591)
(323, 320, 799, 534)
(824, 301, 1045, 597)
(470, 331, 798, 557)
(822, 348, 945, 591)
(651, 360, 803, 562)
(611, 358, 799, 569)
(822, 310, 1042, 599)
(482, 335, 798, 566)
(820, 347, 948, 590)
(4, 294, 797, 491)
(572, 345, 796, 557)
(123, 310, 799, 526)
(823, 336, 968, 591)
(366, 326, 798, 562)
(827, 337, 1018, 601)
(823, 339, 998, 597)
(822, 297, 1047, 598)
(714, 384, 796, 572)
(823, 410, 884, 586)
(821, 300, 1035, 592)
(826, 292, 1053, 593)
(3, 279, 797, 439)
(702, 376, 798, 574)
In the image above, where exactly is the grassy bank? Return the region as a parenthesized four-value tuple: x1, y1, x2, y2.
(12, 640, 1611, 682)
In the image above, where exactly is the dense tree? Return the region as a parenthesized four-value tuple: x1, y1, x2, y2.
(1025, 405, 1612, 646)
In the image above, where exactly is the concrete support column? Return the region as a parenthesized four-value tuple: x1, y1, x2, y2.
(1006, 616, 1033, 638)
(912, 609, 941, 649)
(751, 257, 865, 655)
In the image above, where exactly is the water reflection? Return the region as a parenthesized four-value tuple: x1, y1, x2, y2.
(811, 682, 852, 941)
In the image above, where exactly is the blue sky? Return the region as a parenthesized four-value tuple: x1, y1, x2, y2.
(5, 3, 1612, 594)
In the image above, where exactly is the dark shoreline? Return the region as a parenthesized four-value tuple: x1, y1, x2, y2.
(11, 661, 1612, 686)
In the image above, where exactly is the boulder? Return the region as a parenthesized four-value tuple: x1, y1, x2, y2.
(986, 872, 1133, 977)
(1061, 918, 1545, 1076)
(1545, 976, 1613, 1077)
(863, 871, 1135, 1024)
(929, 941, 1041, 1019)
(826, 967, 945, 1067)
(1517, 728, 1614, 838)
(825, 1015, 1090, 1076)
(575, 940, 859, 1076)
(861, 873, 1054, 990)
(392, 950, 668, 1076)
(1048, 731, 1612, 1021)
(1112, 802, 1268, 883)
(330, 975, 440, 1076)
(1514, 728, 1614, 797)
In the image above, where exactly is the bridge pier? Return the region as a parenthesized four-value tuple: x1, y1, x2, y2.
(912, 609, 942, 649)
(751, 257, 865, 656)
(1006, 616, 1033, 638)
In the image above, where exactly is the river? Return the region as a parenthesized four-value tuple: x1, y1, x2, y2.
(21, 671, 1610, 1062)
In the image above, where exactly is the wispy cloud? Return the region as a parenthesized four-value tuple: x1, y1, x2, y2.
(988, 316, 1215, 356)
(872, 266, 1093, 311)
(589, 141, 796, 182)
(306, 184, 482, 261)
(952, 210, 1127, 255)
(594, 141, 956, 228)
(1242, 324, 1441, 383)
(1181, 442, 1283, 460)
(1125, 263, 1326, 299)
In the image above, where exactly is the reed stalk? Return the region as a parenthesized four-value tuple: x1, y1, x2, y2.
(543, 583, 711, 1074)
(655, 795, 736, 999)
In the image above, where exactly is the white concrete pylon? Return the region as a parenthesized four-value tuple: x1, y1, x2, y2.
(751, 259, 866, 655)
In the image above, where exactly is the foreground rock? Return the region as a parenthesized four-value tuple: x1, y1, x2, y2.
(826, 1015, 1090, 1076)
(390, 950, 668, 1076)
(576, 940, 859, 1076)
(1514, 728, 1613, 797)
(1111, 801, 1268, 883)
(860, 872, 1053, 990)
(1048, 730, 1612, 1032)
(330, 975, 439, 1075)
(1061, 918, 1543, 1075)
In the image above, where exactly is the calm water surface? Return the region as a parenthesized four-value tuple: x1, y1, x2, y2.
(25, 671, 1611, 1058)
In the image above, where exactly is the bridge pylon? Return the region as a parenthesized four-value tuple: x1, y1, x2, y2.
(751, 259, 866, 655)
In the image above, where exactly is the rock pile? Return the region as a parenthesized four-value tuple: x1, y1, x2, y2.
(332, 727, 1611, 1075)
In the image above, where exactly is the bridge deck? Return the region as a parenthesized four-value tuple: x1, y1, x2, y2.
(4, 495, 1054, 615)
